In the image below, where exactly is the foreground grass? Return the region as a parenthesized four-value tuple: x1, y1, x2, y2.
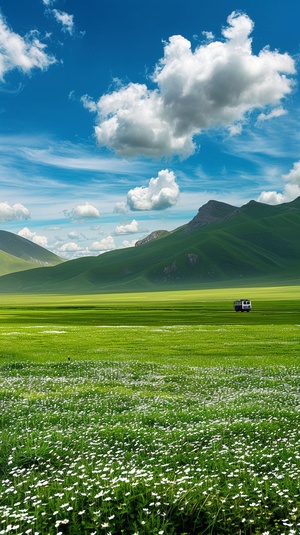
(0, 287, 300, 534)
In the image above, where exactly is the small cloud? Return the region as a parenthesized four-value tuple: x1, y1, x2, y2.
(52, 9, 75, 35)
(114, 201, 128, 214)
(126, 169, 179, 211)
(31, 235, 48, 247)
(115, 220, 139, 235)
(68, 90, 75, 101)
(0, 201, 30, 221)
(68, 231, 79, 239)
(89, 236, 116, 251)
(257, 191, 284, 205)
(46, 225, 61, 231)
(122, 239, 137, 248)
(258, 160, 300, 205)
(18, 227, 48, 248)
(0, 13, 56, 82)
(81, 94, 97, 112)
(202, 31, 214, 41)
(257, 107, 287, 123)
(18, 227, 35, 240)
(228, 123, 243, 136)
(59, 242, 82, 252)
(65, 202, 100, 220)
(258, 184, 300, 205)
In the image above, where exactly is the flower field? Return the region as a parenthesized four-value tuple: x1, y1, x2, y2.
(0, 289, 300, 534)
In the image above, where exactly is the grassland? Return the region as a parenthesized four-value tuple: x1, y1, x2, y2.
(0, 286, 299, 534)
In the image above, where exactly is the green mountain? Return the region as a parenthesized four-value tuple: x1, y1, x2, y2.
(0, 250, 41, 276)
(0, 230, 63, 276)
(0, 197, 299, 293)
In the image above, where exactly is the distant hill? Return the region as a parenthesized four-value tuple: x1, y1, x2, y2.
(0, 230, 63, 276)
(0, 250, 41, 276)
(0, 197, 299, 292)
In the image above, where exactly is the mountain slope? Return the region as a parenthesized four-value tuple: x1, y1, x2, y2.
(0, 230, 63, 276)
(0, 250, 45, 276)
(184, 200, 239, 231)
(0, 197, 299, 292)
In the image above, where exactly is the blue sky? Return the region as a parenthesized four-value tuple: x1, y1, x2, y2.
(0, 0, 300, 258)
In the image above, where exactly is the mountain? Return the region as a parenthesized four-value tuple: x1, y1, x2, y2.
(0, 230, 63, 276)
(0, 197, 299, 292)
(184, 200, 240, 231)
(135, 230, 170, 246)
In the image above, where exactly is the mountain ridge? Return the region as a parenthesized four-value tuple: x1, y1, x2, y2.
(0, 197, 299, 292)
(184, 200, 240, 232)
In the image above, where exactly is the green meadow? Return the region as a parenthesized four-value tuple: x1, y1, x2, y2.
(0, 286, 300, 534)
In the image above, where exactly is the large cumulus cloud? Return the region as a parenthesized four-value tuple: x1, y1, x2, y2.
(82, 11, 295, 158)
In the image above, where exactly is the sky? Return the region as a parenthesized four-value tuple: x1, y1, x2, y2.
(0, 0, 300, 259)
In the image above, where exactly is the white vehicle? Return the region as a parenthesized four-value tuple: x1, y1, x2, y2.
(234, 299, 252, 312)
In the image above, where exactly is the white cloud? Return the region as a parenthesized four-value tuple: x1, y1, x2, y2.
(202, 31, 214, 41)
(0, 13, 56, 81)
(89, 236, 116, 251)
(65, 202, 100, 219)
(114, 201, 128, 214)
(115, 220, 139, 235)
(126, 169, 179, 211)
(257, 107, 287, 123)
(284, 183, 300, 200)
(42, 0, 55, 5)
(32, 234, 48, 247)
(68, 231, 79, 239)
(81, 94, 98, 112)
(21, 145, 146, 174)
(282, 161, 300, 185)
(0, 201, 30, 221)
(17, 227, 35, 240)
(258, 184, 300, 205)
(59, 242, 82, 252)
(258, 160, 300, 205)
(52, 9, 75, 35)
(258, 190, 284, 205)
(228, 123, 243, 136)
(85, 11, 295, 158)
(122, 239, 137, 248)
(18, 227, 48, 248)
